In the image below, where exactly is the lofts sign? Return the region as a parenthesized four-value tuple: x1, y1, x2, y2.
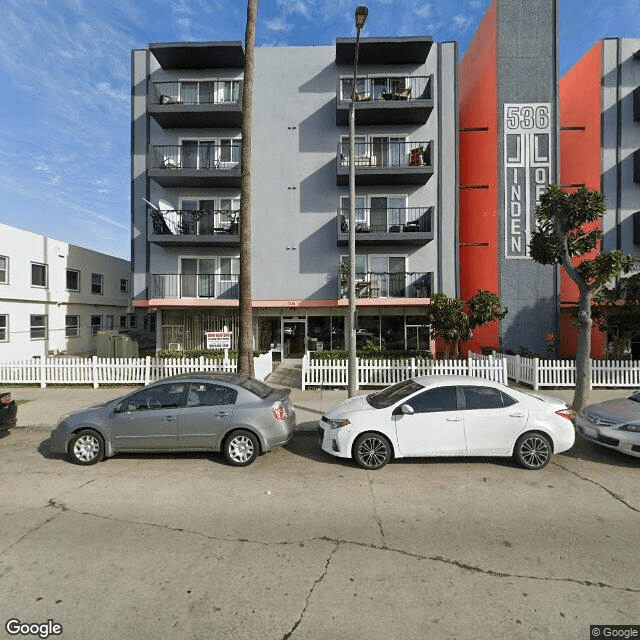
(503, 103, 551, 259)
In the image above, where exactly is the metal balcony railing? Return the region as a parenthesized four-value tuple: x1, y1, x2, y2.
(150, 209, 238, 236)
(339, 75, 432, 102)
(338, 141, 432, 169)
(152, 144, 241, 170)
(151, 80, 242, 105)
(340, 271, 432, 299)
(149, 274, 239, 300)
(338, 207, 431, 234)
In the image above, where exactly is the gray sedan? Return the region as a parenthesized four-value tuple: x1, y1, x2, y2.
(49, 372, 296, 467)
(574, 391, 640, 459)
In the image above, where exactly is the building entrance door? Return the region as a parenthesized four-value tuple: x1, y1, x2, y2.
(282, 318, 307, 357)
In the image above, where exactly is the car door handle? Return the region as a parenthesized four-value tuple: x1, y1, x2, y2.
(509, 412, 525, 417)
(215, 412, 230, 419)
(162, 416, 177, 422)
(446, 417, 462, 422)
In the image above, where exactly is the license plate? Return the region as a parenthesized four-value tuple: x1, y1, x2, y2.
(582, 426, 598, 439)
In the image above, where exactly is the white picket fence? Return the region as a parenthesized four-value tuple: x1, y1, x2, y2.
(504, 354, 640, 390)
(0, 351, 273, 388)
(302, 353, 507, 389)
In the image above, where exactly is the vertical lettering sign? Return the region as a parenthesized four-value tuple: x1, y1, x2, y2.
(503, 103, 551, 259)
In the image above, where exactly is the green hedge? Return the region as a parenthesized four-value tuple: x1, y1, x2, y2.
(156, 349, 263, 359)
(312, 349, 433, 361)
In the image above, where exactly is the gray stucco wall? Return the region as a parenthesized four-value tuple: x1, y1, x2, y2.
(496, 0, 560, 354)
(601, 38, 640, 264)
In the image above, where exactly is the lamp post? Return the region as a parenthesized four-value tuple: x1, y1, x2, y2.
(347, 5, 368, 398)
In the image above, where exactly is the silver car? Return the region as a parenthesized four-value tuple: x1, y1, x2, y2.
(49, 372, 296, 467)
(574, 391, 640, 459)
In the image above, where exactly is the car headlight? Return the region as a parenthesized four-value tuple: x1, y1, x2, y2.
(618, 424, 640, 433)
(328, 418, 351, 429)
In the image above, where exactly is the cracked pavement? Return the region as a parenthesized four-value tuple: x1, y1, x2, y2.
(0, 427, 639, 640)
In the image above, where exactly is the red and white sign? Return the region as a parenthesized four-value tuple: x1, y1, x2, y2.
(205, 331, 232, 350)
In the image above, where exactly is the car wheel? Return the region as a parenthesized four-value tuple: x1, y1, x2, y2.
(224, 429, 259, 467)
(68, 429, 104, 465)
(514, 432, 551, 470)
(353, 432, 392, 470)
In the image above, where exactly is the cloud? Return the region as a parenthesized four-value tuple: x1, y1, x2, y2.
(265, 16, 293, 33)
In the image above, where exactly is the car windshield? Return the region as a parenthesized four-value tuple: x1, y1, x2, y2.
(367, 379, 424, 409)
(629, 391, 640, 403)
(236, 376, 273, 398)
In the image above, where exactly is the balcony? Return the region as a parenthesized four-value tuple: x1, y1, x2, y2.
(148, 274, 239, 300)
(149, 144, 241, 188)
(150, 42, 245, 70)
(336, 140, 433, 186)
(337, 207, 433, 246)
(336, 75, 433, 125)
(340, 272, 432, 299)
(336, 36, 433, 66)
(149, 80, 242, 128)
(148, 209, 239, 247)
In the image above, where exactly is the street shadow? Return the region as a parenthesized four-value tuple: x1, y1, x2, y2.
(557, 433, 640, 469)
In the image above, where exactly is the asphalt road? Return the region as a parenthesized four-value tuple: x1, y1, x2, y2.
(1, 424, 639, 640)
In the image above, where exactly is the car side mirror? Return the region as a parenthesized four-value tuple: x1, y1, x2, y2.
(116, 402, 135, 413)
(401, 404, 415, 415)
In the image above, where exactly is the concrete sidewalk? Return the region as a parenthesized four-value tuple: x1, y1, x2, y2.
(4, 362, 637, 433)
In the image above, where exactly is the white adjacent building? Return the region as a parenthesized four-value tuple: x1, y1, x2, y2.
(0, 222, 136, 359)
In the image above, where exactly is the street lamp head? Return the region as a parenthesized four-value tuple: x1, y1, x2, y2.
(355, 6, 368, 30)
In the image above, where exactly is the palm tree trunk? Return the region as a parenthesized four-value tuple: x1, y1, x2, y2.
(237, 0, 257, 377)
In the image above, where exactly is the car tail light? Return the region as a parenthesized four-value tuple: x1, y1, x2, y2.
(272, 402, 288, 421)
(556, 409, 574, 422)
(0, 393, 10, 405)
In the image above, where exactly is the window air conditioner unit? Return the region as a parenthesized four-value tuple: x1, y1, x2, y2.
(168, 342, 183, 351)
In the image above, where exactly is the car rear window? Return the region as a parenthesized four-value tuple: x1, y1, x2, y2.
(236, 377, 273, 398)
(368, 379, 424, 409)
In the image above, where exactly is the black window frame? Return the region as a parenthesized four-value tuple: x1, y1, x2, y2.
(66, 269, 80, 292)
(31, 262, 48, 288)
(91, 273, 104, 295)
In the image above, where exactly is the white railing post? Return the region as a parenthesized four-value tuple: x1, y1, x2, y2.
(144, 355, 151, 386)
(301, 353, 307, 390)
(533, 357, 539, 391)
(515, 355, 521, 383)
(467, 353, 473, 378)
(39, 357, 46, 389)
(91, 356, 99, 389)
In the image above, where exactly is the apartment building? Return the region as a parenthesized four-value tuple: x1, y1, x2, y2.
(131, 37, 458, 356)
(0, 222, 135, 359)
(559, 37, 640, 358)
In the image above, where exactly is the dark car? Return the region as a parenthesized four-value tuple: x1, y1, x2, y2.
(0, 392, 17, 432)
(49, 372, 296, 467)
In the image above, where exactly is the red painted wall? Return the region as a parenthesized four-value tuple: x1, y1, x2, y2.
(458, 0, 500, 354)
(559, 42, 606, 357)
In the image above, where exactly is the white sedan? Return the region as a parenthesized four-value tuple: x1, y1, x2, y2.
(318, 375, 575, 470)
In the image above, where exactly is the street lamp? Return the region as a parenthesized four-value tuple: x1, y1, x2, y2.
(347, 5, 368, 398)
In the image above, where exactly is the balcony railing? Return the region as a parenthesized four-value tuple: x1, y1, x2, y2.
(338, 207, 431, 234)
(340, 272, 432, 299)
(339, 75, 432, 102)
(152, 144, 241, 170)
(149, 274, 239, 300)
(151, 80, 242, 105)
(338, 141, 431, 169)
(150, 209, 238, 237)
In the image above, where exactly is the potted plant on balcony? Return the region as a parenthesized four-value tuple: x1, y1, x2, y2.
(222, 210, 239, 235)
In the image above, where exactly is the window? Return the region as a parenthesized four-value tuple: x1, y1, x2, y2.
(120, 279, 129, 292)
(105, 315, 114, 330)
(66, 269, 80, 292)
(65, 315, 80, 338)
(408, 386, 458, 413)
(186, 383, 237, 407)
(123, 383, 187, 411)
(120, 316, 128, 329)
(462, 386, 517, 410)
(0, 315, 7, 341)
(129, 316, 137, 328)
(0, 256, 8, 284)
(91, 273, 103, 295)
(30, 315, 47, 340)
(31, 263, 48, 287)
(340, 196, 367, 227)
(90, 315, 102, 335)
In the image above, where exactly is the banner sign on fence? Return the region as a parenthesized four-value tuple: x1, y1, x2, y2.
(205, 331, 232, 350)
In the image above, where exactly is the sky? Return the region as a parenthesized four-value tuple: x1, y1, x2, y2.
(1, 0, 639, 261)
